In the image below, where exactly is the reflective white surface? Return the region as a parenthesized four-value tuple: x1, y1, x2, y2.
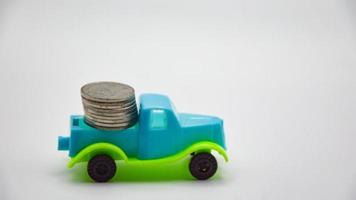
(0, 0, 355, 199)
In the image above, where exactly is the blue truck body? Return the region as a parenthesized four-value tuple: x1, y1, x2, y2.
(58, 94, 226, 160)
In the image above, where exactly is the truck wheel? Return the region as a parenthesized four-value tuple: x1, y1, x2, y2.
(189, 152, 217, 180)
(87, 154, 116, 182)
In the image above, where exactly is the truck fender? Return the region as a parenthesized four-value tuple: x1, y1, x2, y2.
(188, 141, 228, 162)
(67, 143, 128, 168)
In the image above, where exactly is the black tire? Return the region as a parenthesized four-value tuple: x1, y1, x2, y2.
(87, 154, 116, 182)
(189, 152, 218, 180)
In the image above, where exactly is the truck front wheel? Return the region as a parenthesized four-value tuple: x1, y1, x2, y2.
(87, 154, 116, 182)
(189, 152, 217, 180)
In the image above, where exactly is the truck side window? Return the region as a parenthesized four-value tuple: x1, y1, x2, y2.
(150, 109, 167, 129)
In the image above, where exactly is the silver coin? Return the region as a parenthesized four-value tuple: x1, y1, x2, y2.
(85, 116, 137, 126)
(83, 108, 137, 117)
(84, 109, 137, 118)
(82, 98, 137, 110)
(84, 112, 138, 123)
(86, 123, 136, 131)
(85, 117, 137, 130)
(81, 95, 136, 105)
(83, 103, 137, 113)
(81, 82, 135, 103)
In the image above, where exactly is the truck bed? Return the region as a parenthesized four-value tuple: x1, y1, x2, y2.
(68, 115, 139, 158)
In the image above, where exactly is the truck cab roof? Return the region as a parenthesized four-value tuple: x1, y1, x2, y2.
(139, 94, 175, 111)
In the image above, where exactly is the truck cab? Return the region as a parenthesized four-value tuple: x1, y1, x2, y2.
(58, 93, 227, 182)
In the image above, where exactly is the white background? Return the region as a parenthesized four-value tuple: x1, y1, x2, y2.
(0, 0, 356, 199)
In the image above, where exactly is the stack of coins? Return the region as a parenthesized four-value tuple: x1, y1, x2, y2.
(81, 82, 138, 130)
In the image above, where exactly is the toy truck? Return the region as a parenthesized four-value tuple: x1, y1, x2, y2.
(58, 94, 228, 182)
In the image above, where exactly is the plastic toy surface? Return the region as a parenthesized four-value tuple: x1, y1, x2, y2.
(58, 94, 228, 182)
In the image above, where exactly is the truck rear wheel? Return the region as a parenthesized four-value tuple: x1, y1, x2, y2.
(87, 154, 116, 182)
(189, 152, 217, 180)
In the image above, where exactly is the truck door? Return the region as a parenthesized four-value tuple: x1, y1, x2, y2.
(138, 109, 177, 159)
